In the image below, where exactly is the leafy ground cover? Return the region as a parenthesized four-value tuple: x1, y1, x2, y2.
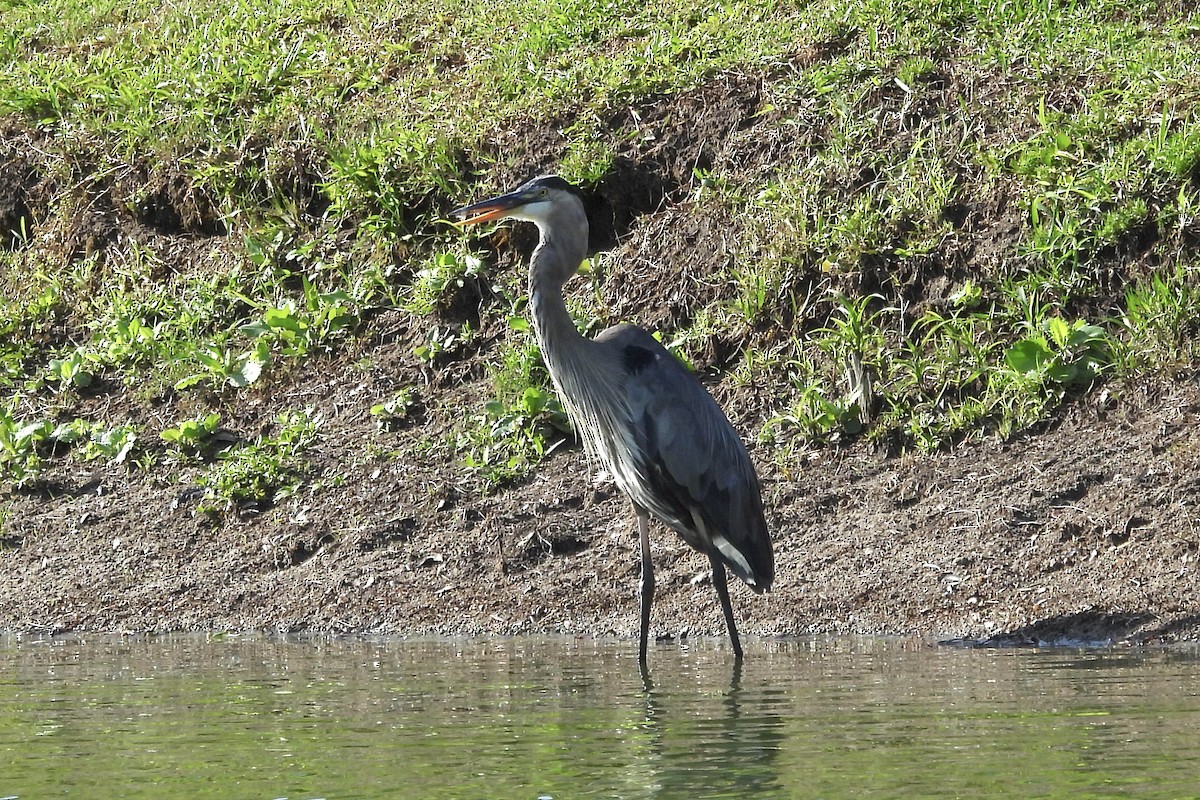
(1, 0, 1199, 643)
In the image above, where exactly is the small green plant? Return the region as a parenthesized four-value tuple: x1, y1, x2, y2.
(197, 410, 320, 511)
(814, 292, 887, 431)
(459, 386, 571, 490)
(47, 348, 94, 389)
(174, 341, 269, 391)
(730, 260, 788, 326)
(323, 129, 460, 235)
(761, 313, 879, 450)
(371, 389, 418, 431)
(240, 278, 356, 358)
(407, 252, 484, 316)
(895, 56, 936, 90)
(869, 300, 1008, 448)
(412, 324, 472, 365)
(561, 124, 616, 185)
(87, 425, 137, 464)
(0, 344, 26, 388)
(763, 380, 860, 445)
(0, 410, 51, 485)
(92, 314, 163, 372)
(1118, 267, 1200, 370)
(1004, 317, 1111, 387)
(1096, 198, 1149, 245)
(161, 413, 222, 454)
(49, 419, 139, 464)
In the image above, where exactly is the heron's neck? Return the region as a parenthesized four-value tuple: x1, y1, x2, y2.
(527, 229, 618, 472)
(528, 232, 591, 369)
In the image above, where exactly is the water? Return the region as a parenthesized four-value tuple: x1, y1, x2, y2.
(1, 636, 1198, 799)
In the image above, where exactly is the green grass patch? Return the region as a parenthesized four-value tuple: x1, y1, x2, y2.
(2, 0, 1199, 492)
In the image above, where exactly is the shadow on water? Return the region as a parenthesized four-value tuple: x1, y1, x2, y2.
(1141, 613, 1200, 642)
(942, 609, 1160, 647)
(637, 655, 784, 797)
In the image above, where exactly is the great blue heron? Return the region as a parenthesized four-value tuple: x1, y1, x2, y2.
(452, 175, 774, 662)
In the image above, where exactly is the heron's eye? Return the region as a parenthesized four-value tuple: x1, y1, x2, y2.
(538, 188, 549, 198)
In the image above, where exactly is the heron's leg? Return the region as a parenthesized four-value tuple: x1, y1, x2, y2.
(708, 553, 743, 659)
(637, 508, 654, 665)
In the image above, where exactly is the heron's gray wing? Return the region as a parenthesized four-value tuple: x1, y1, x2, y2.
(620, 340, 774, 591)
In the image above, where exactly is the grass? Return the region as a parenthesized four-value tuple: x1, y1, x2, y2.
(195, 409, 321, 512)
(458, 319, 572, 490)
(1, 0, 1199, 496)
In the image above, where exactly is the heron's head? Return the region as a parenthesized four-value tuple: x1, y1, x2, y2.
(451, 174, 585, 233)
(452, 175, 589, 284)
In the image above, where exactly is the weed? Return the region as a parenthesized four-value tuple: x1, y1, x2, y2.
(815, 292, 887, 428)
(0, 409, 51, 486)
(412, 323, 474, 366)
(459, 385, 571, 490)
(730, 260, 788, 327)
(407, 252, 484, 317)
(1004, 317, 1111, 388)
(51, 419, 139, 464)
(1119, 266, 1200, 370)
(324, 127, 461, 235)
(458, 321, 573, 489)
(46, 349, 94, 390)
(764, 379, 861, 445)
(240, 294, 355, 358)
(0, 410, 140, 484)
(561, 120, 617, 184)
(161, 413, 223, 456)
(371, 389, 419, 431)
(197, 409, 320, 511)
(175, 341, 269, 391)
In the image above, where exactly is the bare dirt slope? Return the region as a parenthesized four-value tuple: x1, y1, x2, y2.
(3, 372, 1197, 646)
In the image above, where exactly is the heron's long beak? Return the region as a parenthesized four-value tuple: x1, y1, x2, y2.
(450, 190, 531, 227)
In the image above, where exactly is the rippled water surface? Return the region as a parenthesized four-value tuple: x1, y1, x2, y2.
(1, 635, 1198, 798)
